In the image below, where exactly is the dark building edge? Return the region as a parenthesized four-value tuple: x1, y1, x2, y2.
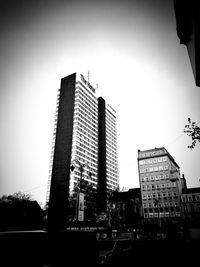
(47, 73, 76, 230)
(97, 97, 107, 212)
(173, 0, 200, 87)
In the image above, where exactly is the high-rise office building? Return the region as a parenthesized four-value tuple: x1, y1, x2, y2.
(138, 147, 182, 224)
(47, 72, 119, 229)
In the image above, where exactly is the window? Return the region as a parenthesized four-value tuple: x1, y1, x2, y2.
(150, 176, 154, 181)
(153, 158, 157, 163)
(166, 183, 171, 188)
(187, 195, 193, 201)
(195, 195, 200, 201)
(159, 166, 163, 171)
(142, 185, 147, 190)
(147, 184, 151, 190)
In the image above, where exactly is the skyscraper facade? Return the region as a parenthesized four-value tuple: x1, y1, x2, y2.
(138, 147, 182, 225)
(47, 72, 119, 229)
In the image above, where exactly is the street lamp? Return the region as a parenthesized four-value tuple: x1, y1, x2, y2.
(70, 159, 92, 221)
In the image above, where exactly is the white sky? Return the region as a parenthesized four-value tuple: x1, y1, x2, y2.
(0, 0, 200, 207)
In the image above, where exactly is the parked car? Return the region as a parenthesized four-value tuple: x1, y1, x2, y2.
(97, 238, 132, 265)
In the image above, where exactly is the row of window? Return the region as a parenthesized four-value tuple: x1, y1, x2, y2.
(142, 191, 178, 199)
(139, 149, 165, 158)
(74, 131, 97, 146)
(140, 173, 170, 182)
(107, 170, 118, 180)
(73, 145, 97, 160)
(75, 119, 97, 136)
(141, 182, 176, 191)
(106, 109, 116, 126)
(73, 126, 97, 142)
(144, 212, 181, 218)
(74, 103, 97, 121)
(107, 178, 118, 186)
(106, 150, 118, 160)
(74, 136, 96, 151)
(106, 106, 116, 119)
(73, 173, 97, 183)
(74, 96, 97, 116)
(74, 112, 97, 131)
(73, 151, 97, 164)
(107, 157, 118, 166)
(143, 202, 179, 208)
(106, 142, 117, 154)
(75, 100, 97, 118)
(73, 155, 97, 169)
(106, 118, 116, 134)
(74, 140, 97, 155)
(106, 128, 117, 141)
(107, 165, 118, 175)
(181, 194, 200, 202)
(106, 136, 117, 149)
(107, 159, 118, 167)
(74, 110, 96, 126)
(107, 183, 118, 190)
(74, 109, 96, 125)
(139, 156, 168, 165)
(182, 204, 200, 213)
(74, 104, 96, 121)
(139, 164, 169, 173)
(75, 87, 97, 111)
(76, 82, 96, 101)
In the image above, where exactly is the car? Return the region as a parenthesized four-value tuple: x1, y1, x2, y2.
(97, 238, 132, 265)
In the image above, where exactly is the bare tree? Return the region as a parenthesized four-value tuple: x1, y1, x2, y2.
(184, 118, 200, 149)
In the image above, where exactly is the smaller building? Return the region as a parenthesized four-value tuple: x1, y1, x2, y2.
(181, 187, 200, 227)
(138, 147, 182, 226)
(108, 188, 142, 230)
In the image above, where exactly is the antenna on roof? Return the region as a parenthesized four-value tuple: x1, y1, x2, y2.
(87, 71, 90, 82)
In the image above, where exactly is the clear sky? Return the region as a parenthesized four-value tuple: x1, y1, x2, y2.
(0, 0, 200, 207)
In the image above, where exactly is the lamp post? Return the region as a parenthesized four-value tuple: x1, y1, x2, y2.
(70, 159, 92, 221)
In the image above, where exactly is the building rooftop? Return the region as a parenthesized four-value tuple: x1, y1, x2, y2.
(182, 187, 200, 194)
(109, 188, 141, 202)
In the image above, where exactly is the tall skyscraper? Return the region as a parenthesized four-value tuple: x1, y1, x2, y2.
(47, 72, 119, 229)
(138, 147, 182, 225)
